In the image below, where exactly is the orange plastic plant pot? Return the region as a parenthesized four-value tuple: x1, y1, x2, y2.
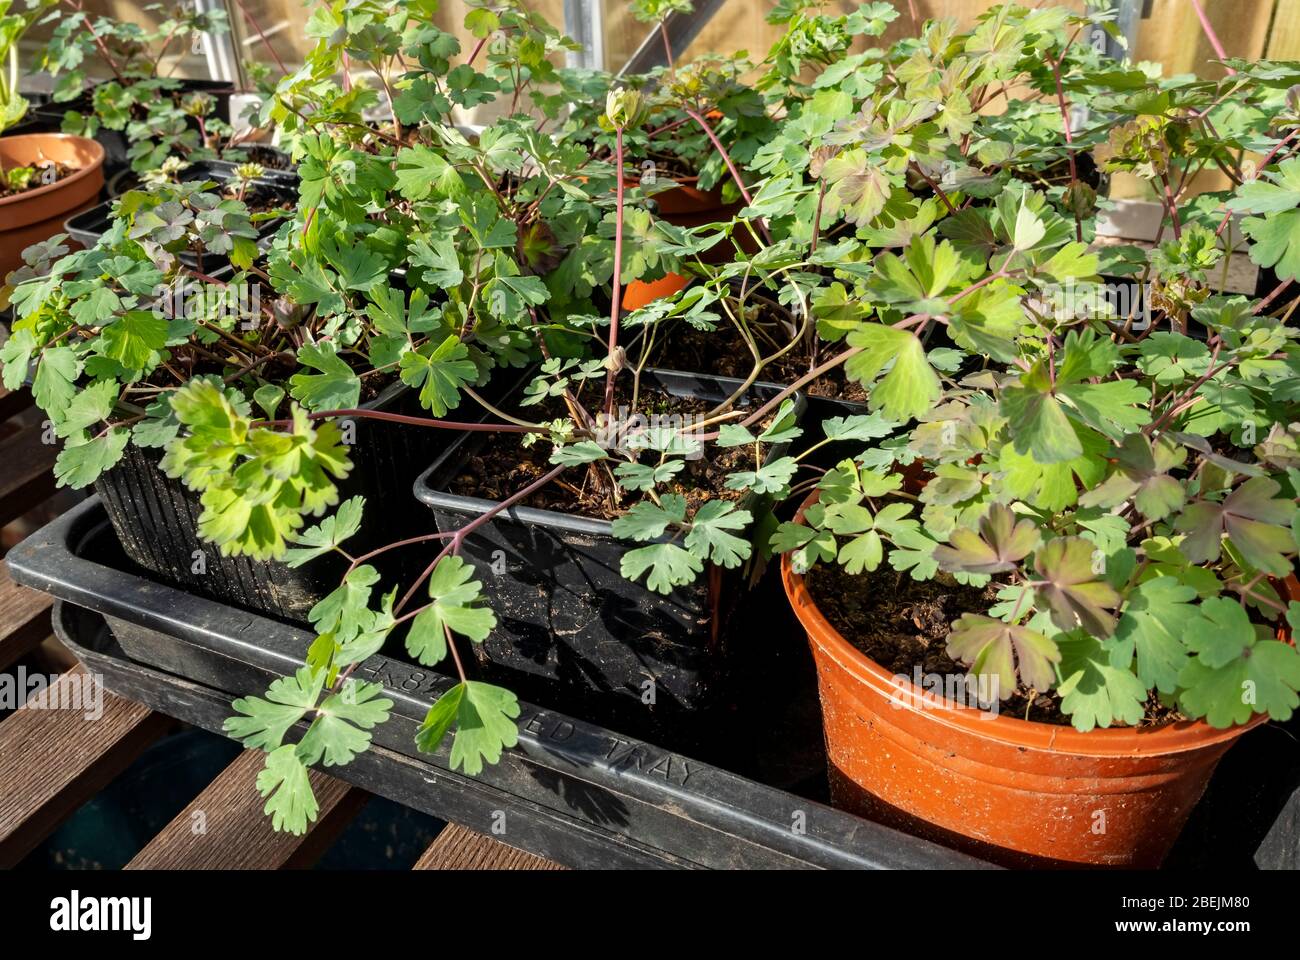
(781, 491, 1285, 868)
(0, 134, 106, 278)
(622, 271, 691, 311)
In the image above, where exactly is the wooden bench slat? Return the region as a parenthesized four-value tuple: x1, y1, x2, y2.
(0, 560, 53, 671)
(0, 423, 58, 529)
(126, 750, 366, 870)
(414, 823, 565, 871)
(0, 664, 169, 867)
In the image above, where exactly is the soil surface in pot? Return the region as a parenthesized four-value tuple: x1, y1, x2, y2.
(235, 185, 294, 219)
(225, 144, 293, 171)
(138, 271, 392, 408)
(804, 562, 1185, 728)
(1, 161, 75, 197)
(648, 319, 867, 403)
(447, 383, 778, 520)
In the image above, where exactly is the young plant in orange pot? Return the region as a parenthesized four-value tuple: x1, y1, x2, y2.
(0, 0, 103, 278)
(765, 206, 1300, 866)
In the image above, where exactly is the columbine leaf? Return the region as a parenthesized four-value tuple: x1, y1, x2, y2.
(1077, 434, 1187, 521)
(933, 504, 1040, 575)
(398, 335, 477, 416)
(1108, 576, 1197, 693)
(1175, 477, 1295, 576)
(611, 494, 686, 540)
(335, 598, 396, 667)
(1227, 157, 1300, 280)
(1059, 378, 1151, 441)
(549, 441, 608, 465)
(296, 679, 393, 767)
(1178, 597, 1300, 728)
(1033, 536, 1121, 637)
(614, 459, 683, 492)
(255, 744, 317, 835)
(414, 680, 520, 775)
(53, 428, 130, 489)
(285, 497, 365, 567)
(160, 380, 351, 560)
(290, 341, 361, 412)
(1000, 362, 1082, 463)
(309, 565, 381, 642)
(620, 543, 704, 594)
(56, 380, 118, 438)
(758, 399, 803, 444)
(32, 346, 79, 415)
(406, 556, 497, 665)
(844, 323, 940, 422)
(771, 517, 838, 573)
(888, 523, 942, 580)
(254, 384, 285, 420)
(822, 148, 891, 225)
(716, 424, 757, 447)
(685, 501, 753, 568)
(97, 310, 168, 372)
(947, 614, 1060, 696)
(224, 666, 326, 751)
(725, 456, 798, 496)
(1056, 633, 1148, 732)
(821, 412, 899, 442)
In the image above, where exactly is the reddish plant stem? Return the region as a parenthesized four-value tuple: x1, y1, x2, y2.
(736, 345, 862, 429)
(1190, 0, 1235, 74)
(1144, 341, 1223, 435)
(682, 107, 772, 244)
(444, 622, 467, 682)
(394, 463, 569, 617)
(810, 180, 827, 255)
(466, 34, 489, 67)
(603, 125, 626, 420)
(254, 408, 540, 433)
(1160, 171, 1183, 241)
(230, 0, 289, 76)
(65, 1, 125, 83)
(647, 115, 691, 138)
(732, 286, 991, 431)
(1048, 47, 1082, 242)
(1253, 278, 1294, 315)
(345, 530, 456, 576)
(909, 162, 956, 214)
(659, 20, 675, 71)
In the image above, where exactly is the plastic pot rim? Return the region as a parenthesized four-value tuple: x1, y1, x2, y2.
(0, 134, 106, 210)
(415, 368, 804, 539)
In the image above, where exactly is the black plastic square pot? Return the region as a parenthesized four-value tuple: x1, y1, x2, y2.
(413, 368, 804, 740)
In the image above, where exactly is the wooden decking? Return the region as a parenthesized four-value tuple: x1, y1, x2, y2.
(0, 384, 560, 870)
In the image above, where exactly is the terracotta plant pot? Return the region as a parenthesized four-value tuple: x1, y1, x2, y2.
(622, 270, 691, 311)
(632, 175, 731, 218)
(0, 134, 105, 279)
(781, 490, 1287, 868)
